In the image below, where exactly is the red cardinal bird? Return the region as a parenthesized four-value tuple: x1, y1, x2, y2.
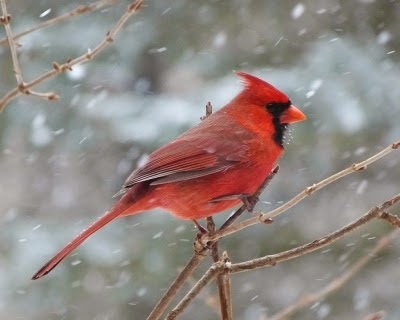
(32, 72, 306, 279)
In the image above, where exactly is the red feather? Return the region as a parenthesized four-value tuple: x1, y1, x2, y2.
(32, 72, 306, 280)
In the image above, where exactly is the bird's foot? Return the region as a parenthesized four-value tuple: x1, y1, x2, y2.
(239, 194, 260, 213)
(192, 219, 216, 251)
(192, 219, 208, 234)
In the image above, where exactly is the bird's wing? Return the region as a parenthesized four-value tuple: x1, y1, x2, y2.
(119, 127, 250, 192)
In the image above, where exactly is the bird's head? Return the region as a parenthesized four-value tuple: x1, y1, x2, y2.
(235, 71, 306, 146)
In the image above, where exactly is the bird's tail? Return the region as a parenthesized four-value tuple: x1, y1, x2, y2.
(32, 190, 140, 280)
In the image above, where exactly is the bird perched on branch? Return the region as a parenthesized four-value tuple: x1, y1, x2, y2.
(32, 72, 306, 279)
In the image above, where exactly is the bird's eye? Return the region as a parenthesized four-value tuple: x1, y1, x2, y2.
(266, 103, 278, 112)
(266, 101, 291, 117)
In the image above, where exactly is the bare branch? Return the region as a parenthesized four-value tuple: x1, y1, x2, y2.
(204, 140, 400, 243)
(207, 217, 232, 320)
(0, 0, 116, 46)
(166, 255, 231, 320)
(149, 140, 398, 318)
(379, 211, 400, 228)
(228, 193, 400, 273)
(146, 253, 207, 320)
(147, 168, 281, 319)
(166, 193, 399, 318)
(219, 165, 279, 231)
(221, 251, 233, 320)
(200, 101, 213, 120)
(0, 0, 23, 84)
(184, 269, 220, 315)
(269, 229, 400, 320)
(0, 0, 144, 112)
(0, 0, 58, 102)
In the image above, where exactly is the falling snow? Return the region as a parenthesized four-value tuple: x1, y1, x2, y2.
(148, 47, 167, 53)
(376, 30, 392, 45)
(316, 303, 331, 319)
(291, 3, 305, 19)
(71, 260, 82, 266)
(39, 8, 51, 18)
(356, 179, 368, 195)
(30, 113, 53, 147)
(174, 225, 186, 233)
(354, 287, 370, 311)
(67, 64, 87, 81)
(213, 32, 227, 48)
(137, 287, 147, 297)
(3, 2, 400, 319)
(152, 231, 163, 239)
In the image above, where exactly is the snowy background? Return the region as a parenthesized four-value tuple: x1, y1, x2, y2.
(1, 0, 400, 319)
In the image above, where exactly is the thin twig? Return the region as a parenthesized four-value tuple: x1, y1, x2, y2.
(0, 0, 23, 84)
(151, 140, 399, 317)
(147, 211, 239, 320)
(219, 165, 279, 230)
(0, 0, 144, 112)
(0, 0, 57, 102)
(228, 193, 400, 273)
(269, 229, 400, 320)
(379, 211, 400, 228)
(153, 142, 397, 318)
(166, 256, 231, 320)
(200, 101, 213, 120)
(0, 0, 116, 46)
(146, 253, 207, 320)
(205, 140, 400, 243)
(148, 168, 280, 319)
(166, 193, 400, 318)
(221, 251, 233, 320)
(207, 217, 231, 320)
(183, 268, 220, 315)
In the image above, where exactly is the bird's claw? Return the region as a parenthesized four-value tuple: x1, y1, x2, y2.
(192, 219, 208, 234)
(240, 194, 260, 213)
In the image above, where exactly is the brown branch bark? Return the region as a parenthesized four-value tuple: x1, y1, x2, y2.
(146, 253, 207, 320)
(165, 192, 400, 318)
(269, 229, 400, 320)
(229, 193, 400, 273)
(0, 0, 116, 46)
(379, 211, 400, 228)
(207, 217, 232, 320)
(166, 255, 231, 320)
(0, 0, 143, 112)
(0, 0, 22, 84)
(219, 165, 279, 230)
(147, 167, 280, 319)
(200, 101, 213, 120)
(204, 140, 400, 243)
(221, 251, 233, 320)
(149, 139, 399, 318)
(0, 0, 59, 103)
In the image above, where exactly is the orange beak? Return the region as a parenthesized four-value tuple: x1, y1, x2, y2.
(280, 104, 306, 124)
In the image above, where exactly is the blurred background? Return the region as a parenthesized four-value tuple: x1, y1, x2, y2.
(1, 0, 400, 319)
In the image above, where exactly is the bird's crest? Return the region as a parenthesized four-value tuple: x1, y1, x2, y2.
(234, 71, 289, 103)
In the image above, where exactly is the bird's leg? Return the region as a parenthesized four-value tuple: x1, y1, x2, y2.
(240, 194, 273, 223)
(209, 193, 259, 212)
(239, 194, 259, 213)
(218, 167, 279, 230)
(192, 219, 207, 234)
(192, 219, 214, 251)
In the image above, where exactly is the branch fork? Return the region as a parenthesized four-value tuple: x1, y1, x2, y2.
(0, 0, 144, 112)
(149, 140, 399, 319)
